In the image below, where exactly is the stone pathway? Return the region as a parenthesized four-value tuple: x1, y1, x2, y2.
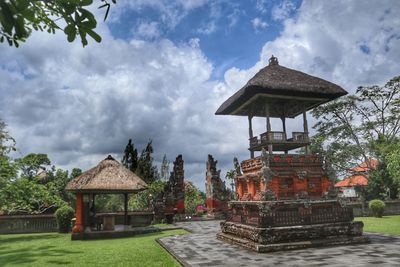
(158, 220, 400, 266)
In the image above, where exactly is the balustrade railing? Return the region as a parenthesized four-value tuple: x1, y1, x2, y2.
(249, 131, 309, 148)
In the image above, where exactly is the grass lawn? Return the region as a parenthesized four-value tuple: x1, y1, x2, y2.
(0, 229, 187, 267)
(356, 215, 400, 236)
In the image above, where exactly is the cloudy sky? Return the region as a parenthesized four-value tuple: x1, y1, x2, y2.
(1, 0, 399, 190)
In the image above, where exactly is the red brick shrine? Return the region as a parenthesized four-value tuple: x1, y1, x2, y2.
(215, 56, 369, 252)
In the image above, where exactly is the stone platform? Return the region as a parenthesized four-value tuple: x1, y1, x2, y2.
(158, 220, 400, 266)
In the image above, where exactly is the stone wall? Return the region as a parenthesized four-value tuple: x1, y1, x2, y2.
(0, 212, 155, 234)
(0, 214, 57, 234)
(349, 200, 400, 217)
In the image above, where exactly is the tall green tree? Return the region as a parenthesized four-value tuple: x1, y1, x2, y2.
(0, 0, 116, 47)
(0, 119, 16, 156)
(122, 139, 138, 172)
(312, 76, 400, 199)
(184, 181, 205, 215)
(15, 153, 51, 179)
(312, 76, 400, 171)
(0, 177, 66, 214)
(136, 140, 159, 184)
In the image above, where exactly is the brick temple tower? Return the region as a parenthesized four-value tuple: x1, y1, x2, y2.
(215, 56, 369, 252)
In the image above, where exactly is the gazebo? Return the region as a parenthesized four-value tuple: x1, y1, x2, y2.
(65, 155, 147, 237)
(216, 55, 347, 157)
(216, 56, 369, 252)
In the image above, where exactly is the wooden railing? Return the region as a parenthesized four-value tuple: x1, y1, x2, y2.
(249, 131, 309, 147)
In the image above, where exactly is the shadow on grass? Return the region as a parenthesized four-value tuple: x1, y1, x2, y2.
(0, 236, 82, 266)
(0, 234, 59, 244)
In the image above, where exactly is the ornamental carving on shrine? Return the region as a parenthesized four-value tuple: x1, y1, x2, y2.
(205, 154, 231, 219)
(163, 155, 185, 218)
(215, 56, 369, 252)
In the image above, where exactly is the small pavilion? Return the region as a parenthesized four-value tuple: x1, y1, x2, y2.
(216, 55, 347, 158)
(65, 155, 147, 238)
(216, 56, 369, 252)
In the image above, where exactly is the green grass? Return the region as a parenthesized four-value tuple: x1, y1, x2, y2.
(0, 229, 187, 266)
(356, 215, 400, 236)
(150, 223, 175, 228)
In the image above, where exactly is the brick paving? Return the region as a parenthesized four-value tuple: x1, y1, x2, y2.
(158, 220, 400, 266)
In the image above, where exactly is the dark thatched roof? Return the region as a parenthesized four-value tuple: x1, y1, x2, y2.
(215, 56, 347, 118)
(65, 155, 147, 193)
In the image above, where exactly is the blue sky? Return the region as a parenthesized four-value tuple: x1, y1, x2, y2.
(108, 0, 301, 77)
(1, 0, 399, 190)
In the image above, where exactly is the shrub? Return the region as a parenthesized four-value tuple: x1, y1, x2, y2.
(369, 199, 385, 218)
(55, 205, 75, 233)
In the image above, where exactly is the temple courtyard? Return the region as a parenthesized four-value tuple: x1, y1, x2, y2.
(159, 219, 400, 267)
(1, 218, 400, 266)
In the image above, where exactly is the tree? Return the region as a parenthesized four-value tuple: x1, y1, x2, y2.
(0, 177, 65, 214)
(311, 76, 400, 199)
(136, 140, 159, 184)
(0, 119, 16, 157)
(128, 180, 166, 211)
(15, 153, 51, 179)
(312, 76, 400, 169)
(387, 143, 400, 189)
(0, 0, 116, 47)
(70, 167, 82, 179)
(122, 139, 138, 173)
(0, 119, 17, 189)
(184, 181, 204, 215)
(160, 154, 170, 181)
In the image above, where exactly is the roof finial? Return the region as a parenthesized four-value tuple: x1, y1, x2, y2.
(269, 55, 279, 66)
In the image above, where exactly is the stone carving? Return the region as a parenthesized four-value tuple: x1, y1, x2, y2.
(297, 170, 307, 180)
(163, 155, 185, 217)
(205, 155, 231, 219)
(234, 157, 242, 175)
(261, 189, 276, 201)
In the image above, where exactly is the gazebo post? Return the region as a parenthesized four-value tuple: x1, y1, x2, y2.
(265, 104, 272, 154)
(303, 109, 309, 154)
(72, 193, 84, 233)
(124, 193, 128, 227)
(248, 115, 254, 159)
(281, 117, 288, 154)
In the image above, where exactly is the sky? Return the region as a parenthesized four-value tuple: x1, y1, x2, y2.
(1, 0, 400, 191)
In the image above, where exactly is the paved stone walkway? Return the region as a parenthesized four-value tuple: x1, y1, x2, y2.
(158, 220, 400, 266)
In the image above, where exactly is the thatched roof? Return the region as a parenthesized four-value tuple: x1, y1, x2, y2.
(215, 56, 347, 118)
(65, 155, 147, 193)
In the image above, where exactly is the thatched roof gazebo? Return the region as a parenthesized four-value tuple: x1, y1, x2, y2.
(216, 56, 347, 157)
(65, 155, 147, 234)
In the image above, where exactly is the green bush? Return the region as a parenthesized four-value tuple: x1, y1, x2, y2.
(55, 205, 75, 233)
(369, 199, 386, 218)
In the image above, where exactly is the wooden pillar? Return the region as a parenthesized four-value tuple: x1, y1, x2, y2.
(124, 193, 128, 226)
(72, 193, 84, 233)
(248, 116, 254, 159)
(303, 109, 309, 154)
(265, 104, 272, 154)
(281, 117, 288, 154)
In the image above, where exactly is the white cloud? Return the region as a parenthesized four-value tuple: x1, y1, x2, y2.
(136, 21, 160, 39)
(252, 17, 268, 31)
(271, 0, 297, 21)
(255, 0, 268, 14)
(197, 21, 217, 35)
(2, 0, 400, 192)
